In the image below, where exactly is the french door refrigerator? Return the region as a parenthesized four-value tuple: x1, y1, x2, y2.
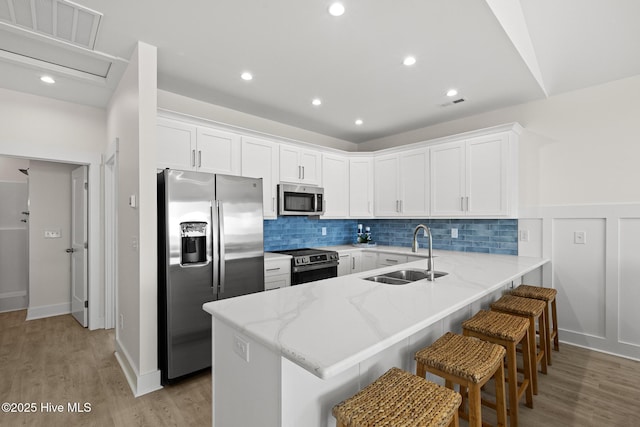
(157, 169, 264, 384)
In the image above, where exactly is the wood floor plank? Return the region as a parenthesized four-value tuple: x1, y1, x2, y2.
(1, 310, 639, 426)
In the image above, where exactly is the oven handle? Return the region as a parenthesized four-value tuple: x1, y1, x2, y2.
(292, 261, 339, 273)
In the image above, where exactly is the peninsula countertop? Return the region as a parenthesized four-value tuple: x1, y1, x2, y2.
(203, 250, 548, 380)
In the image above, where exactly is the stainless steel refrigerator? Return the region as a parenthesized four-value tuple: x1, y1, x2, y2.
(157, 169, 264, 384)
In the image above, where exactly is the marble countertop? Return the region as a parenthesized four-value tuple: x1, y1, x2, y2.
(204, 250, 548, 380)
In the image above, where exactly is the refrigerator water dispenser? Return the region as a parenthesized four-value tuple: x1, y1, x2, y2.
(180, 221, 207, 264)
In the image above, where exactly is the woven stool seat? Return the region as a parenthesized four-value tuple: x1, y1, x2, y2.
(332, 367, 462, 427)
(415, 332, 507, 427)
(463, 310, 534, 427)
(462, 310, 530, 342)
(491, 294, 545, 317)
(491, 294, 548, 395)
(510, 284, 557, 302)
(511, 284, 560, 362)
(415, 332, 506, 384)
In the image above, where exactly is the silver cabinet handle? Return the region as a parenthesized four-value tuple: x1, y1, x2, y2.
(302, 166, 305, 180)
(400, 200, 403, 213)
(198, 150, 202, 168)
(460, 197, 464, 211)
(298, 165, 302, 179)
(386, 258, 398, 263)
(352, 257, 355, 269)
(466, 196, 469, 211)
(272, 197, 275, 213)
(192, 149, 196, 167)
(266, 267, 281, 272)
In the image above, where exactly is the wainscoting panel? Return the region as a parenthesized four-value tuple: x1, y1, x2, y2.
(520, 204, 640, 362)
(619, 218, 640, 347)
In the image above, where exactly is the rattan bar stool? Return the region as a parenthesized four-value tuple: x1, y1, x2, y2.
(415, 332, 507, 427)
(462, 310, 533, 427)
(332, 367, 462, 427)
(491, 295, 547, 395)
(510, 284, 559, 365)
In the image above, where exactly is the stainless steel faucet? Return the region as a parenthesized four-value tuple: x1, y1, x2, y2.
(412, 224, 434, 281)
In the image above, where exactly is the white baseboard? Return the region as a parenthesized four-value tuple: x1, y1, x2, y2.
(115, 338, 162, 397)
(26, 302, 70, 320)
(0, 290, 27, 313)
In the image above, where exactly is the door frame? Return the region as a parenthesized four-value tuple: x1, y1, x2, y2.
(104, 139, 118, 330)
(0, 145, 103, 329)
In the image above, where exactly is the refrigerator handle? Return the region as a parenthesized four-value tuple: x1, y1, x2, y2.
(212, 202, 219, 296)
(218, 201, 226, 294)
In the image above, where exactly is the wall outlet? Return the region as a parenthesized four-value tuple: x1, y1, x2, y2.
(451, 228, 458, 238)
(44, 229, 61, 239)
(574, 231, 586, 244)
(322, 227, 327, 236)
(519, 229, 530, 242)
(233, 335, 250, 362)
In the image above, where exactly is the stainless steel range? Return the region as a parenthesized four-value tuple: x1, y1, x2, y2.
(273, 248, 339, 285)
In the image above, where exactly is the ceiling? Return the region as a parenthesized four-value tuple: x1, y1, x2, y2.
(1, 0, 639, 144)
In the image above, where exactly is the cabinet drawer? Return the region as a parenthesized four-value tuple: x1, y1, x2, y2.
(377, 253, 407, 267)
(264, 259, 291, 278)
(265, 274, 290, 291)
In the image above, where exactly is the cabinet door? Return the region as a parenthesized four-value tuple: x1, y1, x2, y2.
(430, 141, 466, 216)
(299, 149, 321, 185)
(279, 145, 302, 183)
(197, 127, 241, 175)
(242, 136, 279, 219)
(157, 118, 196, 170)
(337, 252, 351, 277)
(361, 252, 377, 271)
(349, 157, 374, 218)
(322, 154, 349, 218)
(374, 154, 400, 216)
(399, 148, 429, 216)
(466, 134, 509, 216)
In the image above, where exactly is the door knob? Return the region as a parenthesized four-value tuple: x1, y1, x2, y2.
(66, 248, 75, 253)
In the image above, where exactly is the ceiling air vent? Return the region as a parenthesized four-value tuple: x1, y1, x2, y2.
(440, 97, 467, 108)
(0, 0, 102, 49)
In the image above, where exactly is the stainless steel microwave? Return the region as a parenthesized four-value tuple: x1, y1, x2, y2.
(278, 184, 325, 216)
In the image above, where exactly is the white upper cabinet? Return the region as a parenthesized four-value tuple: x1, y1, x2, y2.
(431, 131, 516, 217)
(279, 145, 321, 185)
(157, 117, 240, 175)
(157, 118, 197, 171)
(349, 157, 374, 218)
(374, 148, 429, 217)
(241, 136, 280, 219)
(196, 127, 241, 175)
(322, 153, 349, 218)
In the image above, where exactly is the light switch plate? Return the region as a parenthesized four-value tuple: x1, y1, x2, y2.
(574, 231, 586, 244)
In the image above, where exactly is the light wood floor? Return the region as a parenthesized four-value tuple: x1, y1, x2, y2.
(1, 310, 639, 426)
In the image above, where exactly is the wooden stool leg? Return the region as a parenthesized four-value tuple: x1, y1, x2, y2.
(417, 361, 426, 378)
(544, 304, 552, 365)
(495, 358, 507, 427)
(527, 315, 538, 395)
(539, 310, 548, 375)
(506, 341, 519, 427)
(468, 382, 482, 427)
(520, 328, 534, 408)
(552, 298, 559, 351)
(450, 409, 459, 427)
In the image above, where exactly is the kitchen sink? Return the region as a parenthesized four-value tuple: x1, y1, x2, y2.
(364, 269, 448, 285)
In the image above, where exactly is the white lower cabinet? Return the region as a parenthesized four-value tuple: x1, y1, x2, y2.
(361, 251, 377, 271)
(264, 257, 291, 291)
(376, 253, 408, 268)
(337, 251, 363, 276)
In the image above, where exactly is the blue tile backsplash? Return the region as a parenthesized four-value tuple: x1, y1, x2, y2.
(264, 217, 518, 255)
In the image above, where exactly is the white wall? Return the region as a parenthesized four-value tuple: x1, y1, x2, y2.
(26, 161, 77, 319)
(0, 88, 105, 329)
(108, 42, 161, 397)
(158, 90, 358, 153)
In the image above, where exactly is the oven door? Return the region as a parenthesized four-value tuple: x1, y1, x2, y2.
(291, 262, 338, 285)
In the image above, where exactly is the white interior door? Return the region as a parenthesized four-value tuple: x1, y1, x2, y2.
(71, 165, 88, 326)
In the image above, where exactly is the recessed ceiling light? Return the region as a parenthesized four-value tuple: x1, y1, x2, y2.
(312, 98, 322, 106)
(403, 56, 417, 66)
(446, 89, 458, 97)
(328, 3, 345, 17)
(355, 119, 363, 126)
(40, 75, 55, 84)
(241, 72, 253, 81)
